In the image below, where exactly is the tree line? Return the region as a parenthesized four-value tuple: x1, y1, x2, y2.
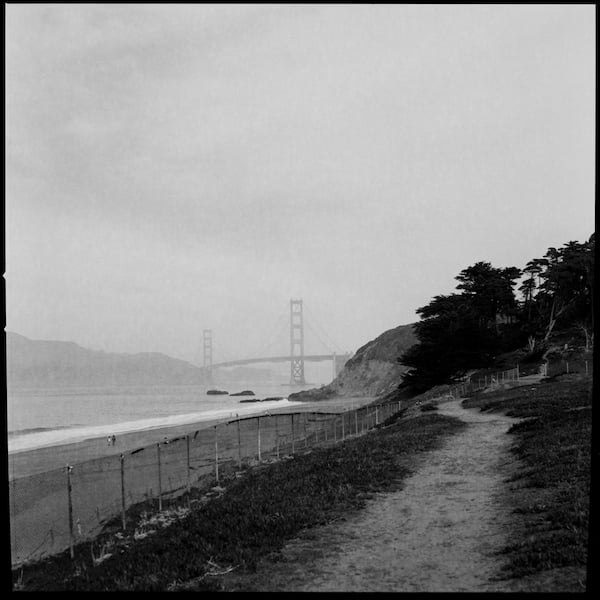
(399, 233, 594, 393)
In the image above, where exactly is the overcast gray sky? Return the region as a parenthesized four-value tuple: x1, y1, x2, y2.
(5, 4, 595, 366)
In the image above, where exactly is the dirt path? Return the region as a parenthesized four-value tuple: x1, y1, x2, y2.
(225, 398, 522, 592)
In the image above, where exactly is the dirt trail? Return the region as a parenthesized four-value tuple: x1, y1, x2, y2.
(227, 398, 522, 592)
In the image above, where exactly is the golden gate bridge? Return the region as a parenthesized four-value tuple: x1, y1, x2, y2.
(202, 299, 352, 385)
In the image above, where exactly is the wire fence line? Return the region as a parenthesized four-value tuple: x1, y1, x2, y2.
(9, 400, 402, 569)
(421, 356, 593, 402)
(10, 355, 592, 570)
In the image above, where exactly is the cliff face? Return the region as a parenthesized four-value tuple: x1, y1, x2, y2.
(290, 323, 417, 401)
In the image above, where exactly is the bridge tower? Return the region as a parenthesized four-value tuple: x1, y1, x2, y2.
(203, 329, 213, 385)
(290, 299, 305, 385)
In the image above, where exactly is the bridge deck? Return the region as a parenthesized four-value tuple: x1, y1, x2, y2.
(212, 354, 350, 368)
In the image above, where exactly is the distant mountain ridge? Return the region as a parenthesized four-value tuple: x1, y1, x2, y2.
(5, 332, 272, 387)
(289, 323, 417, 401)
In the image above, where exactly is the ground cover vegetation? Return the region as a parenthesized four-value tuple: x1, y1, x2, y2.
(14, 412, 467, 591)
(399, 234, 594, 392)
(462, 376, 592, 589)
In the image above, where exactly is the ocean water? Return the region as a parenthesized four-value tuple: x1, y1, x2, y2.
(6, 382, 319, 454)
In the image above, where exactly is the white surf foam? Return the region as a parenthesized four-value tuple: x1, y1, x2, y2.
(8, 398, 302, 454)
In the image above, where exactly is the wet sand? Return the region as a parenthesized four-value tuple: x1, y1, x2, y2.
(222, 397, 523, 592)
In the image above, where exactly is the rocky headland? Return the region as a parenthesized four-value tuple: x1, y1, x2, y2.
(289, 323, 417, 402)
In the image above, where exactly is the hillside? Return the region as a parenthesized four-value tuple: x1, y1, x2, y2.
(6, 332, 277, 388)
(5, 332, 210, 387)
(290, 323, 417, 401)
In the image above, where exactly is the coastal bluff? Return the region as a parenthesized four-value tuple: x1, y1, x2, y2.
(290, 323, 417, 402)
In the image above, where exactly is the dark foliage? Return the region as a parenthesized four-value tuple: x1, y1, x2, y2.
(399, 234, 594, 392)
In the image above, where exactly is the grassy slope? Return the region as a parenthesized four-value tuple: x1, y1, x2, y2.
(462, 375, 592, 590)
(16, 412, 466, 591)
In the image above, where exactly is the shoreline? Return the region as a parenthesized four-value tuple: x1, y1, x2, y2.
(7, 395, 377, 480)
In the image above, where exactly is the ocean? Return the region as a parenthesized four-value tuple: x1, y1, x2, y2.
(6, 382, 323, 454)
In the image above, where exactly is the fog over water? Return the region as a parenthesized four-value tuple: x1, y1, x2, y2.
(5, 4, 594, 366)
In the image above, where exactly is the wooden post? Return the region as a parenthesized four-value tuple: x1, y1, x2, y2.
(291, 414, 295, 454)
(516, 364, 520, 380)
(341, 413, 345, 440)
(157, 443, 163, 512)
(237, 418, 242, 468)
(355, 410, 358, 435)
(257, 416, 261, 462)
(375, 406, 379, 426)
(585, 360, 588, 376)
(120, 454, 126, 530)
(186, 436, 191, 504)
(566, 361, 569, 374)
(66, 465, 74, 559)
(214, 426, 219, 483)
(334, 417, 337, 441)
(275, 415, 280, 459)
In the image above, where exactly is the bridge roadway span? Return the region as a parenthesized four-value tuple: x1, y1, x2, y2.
(212, 354, 349, 368)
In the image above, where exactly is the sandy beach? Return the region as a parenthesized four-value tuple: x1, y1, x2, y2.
(9, 394, 379, 567)
(8, 395, 375, 481)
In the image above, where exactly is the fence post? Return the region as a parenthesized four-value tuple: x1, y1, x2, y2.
(334, 417, 337, 441)
(275, 415, 280, 459)
(516, 363, 520, 380)
(214, 426, 219, 483)
(237, 418, 242, 468)
(120, 453, 126, 530)
(186, 435, 191, 504)
(375, 406, 379, 426)
(341, 413, 345, 440)
(586, 360, 589, 376)
(157, 443, 163, 512)
(566, 361, 569, 374)
(355, 409, 358, 435)
(66, 465, 74, 560)
(291, 414, 295, 455)
(257, 416, 261, 462)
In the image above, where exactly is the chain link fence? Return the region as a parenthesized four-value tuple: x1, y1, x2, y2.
(9, 400, 402, 568)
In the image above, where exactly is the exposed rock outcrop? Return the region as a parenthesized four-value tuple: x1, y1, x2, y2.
(289, 323, 417, 401)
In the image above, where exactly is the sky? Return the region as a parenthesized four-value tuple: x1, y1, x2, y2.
(5, 4, 596, 368)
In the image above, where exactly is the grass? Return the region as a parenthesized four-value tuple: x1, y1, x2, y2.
(14, 411, 467, 591)
(462, 376, 592, 586)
